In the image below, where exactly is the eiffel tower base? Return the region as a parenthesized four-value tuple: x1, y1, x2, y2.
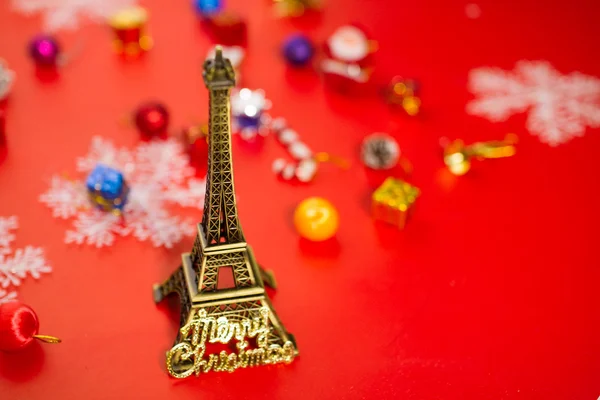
(153, 250, 298, 378)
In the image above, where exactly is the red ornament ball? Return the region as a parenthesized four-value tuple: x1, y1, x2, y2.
(204, 11, 247, 46)
(0, 301, 40, 352)
(134, 102, 170, 138)
(180, 124, 209, 168)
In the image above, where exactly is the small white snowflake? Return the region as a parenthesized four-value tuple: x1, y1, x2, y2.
(0, 216, 52, 303)
(0, 247, 52, 288)
(11, 0, 137, 32)
(467, 60, 600, 146)
(0, 216, 18, 255)
(40, 137, 206, 248)
(0, 289, 17, 305)
(39, 176, 88, 219)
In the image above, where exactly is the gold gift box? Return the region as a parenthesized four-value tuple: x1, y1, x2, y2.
(372, 177, 420, 228)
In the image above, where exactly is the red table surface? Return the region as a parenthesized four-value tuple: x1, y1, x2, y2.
(1, 0, 599, 399)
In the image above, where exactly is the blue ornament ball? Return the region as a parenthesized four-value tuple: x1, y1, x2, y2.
(86, 164, 129, 213)
(194, 0, 223, 16)
(282, 34, 314, 67)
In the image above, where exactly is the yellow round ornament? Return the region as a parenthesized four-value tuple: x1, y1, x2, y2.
(293, 197, 339, 241)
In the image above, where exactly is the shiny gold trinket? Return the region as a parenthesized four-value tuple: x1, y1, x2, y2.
(153, 47, 298, 379)
(372, 177, 420, 229)
(442, 134, 517, 175)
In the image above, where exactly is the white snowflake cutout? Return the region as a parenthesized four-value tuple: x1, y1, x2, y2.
(0, 216, 52, 303)
(467, 60, 600, 146)
(0, 216, 18, 255)
(0, 289, 17, 305)
(0, 247, 52, 288)
(11, 0, 138, 31)
(40, 137, 206, 248)
(39, 176, 88, 219)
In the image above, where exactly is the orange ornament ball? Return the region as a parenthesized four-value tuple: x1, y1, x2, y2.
(293, 197, 339, 241)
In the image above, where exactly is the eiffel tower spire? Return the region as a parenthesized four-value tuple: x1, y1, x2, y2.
(201, 46, 244, 246)
(153, 48, 298, 379)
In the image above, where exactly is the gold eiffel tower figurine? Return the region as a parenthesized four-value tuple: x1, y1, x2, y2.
(153, 47, 298, 379)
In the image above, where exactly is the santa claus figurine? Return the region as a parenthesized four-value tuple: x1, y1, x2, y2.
(320, 24, 377, 93)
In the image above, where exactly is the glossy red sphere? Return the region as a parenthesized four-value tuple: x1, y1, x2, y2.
(134, 102, 170, 138)
(180, 124, 208, 170)
(0, 301, 39, 352)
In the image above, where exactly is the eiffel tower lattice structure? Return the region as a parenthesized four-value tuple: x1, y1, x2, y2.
(153, 47, 298, 379)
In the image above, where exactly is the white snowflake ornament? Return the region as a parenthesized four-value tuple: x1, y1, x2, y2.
(40, 137, 206, 248)
(0, 289, 17, 305)
(467, 60, 600, 146)
(0, 216, 18, 255)
(11, 0, 137, 32)
(0, 216, 52, 304)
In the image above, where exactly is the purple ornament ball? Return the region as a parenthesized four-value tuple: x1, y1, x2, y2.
(282, 34, 314, 67)
(28, 35, 61, 67)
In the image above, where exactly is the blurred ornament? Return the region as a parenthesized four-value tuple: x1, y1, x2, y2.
(231, 88, 271, 140)
(441, 134, 517, 176)
(372, 177, 419, 229)
(180, 123, 209, 167)
(193, 0, 223, 17)
(273, 0, 322, 17)
(294, 197, 339, 241)
(384, 76, 421, 116)
(361, 133, 400, 170)
(11, 0, 138, 32)
(0, 302, 61, 352)
(203, 11, 247, 45)
(321, 25, 377, 92)
(85, 164, 129, 214)
(271, 117, 348, 182)
(134, 101, 170, 138)
(28, 35, 62, 67)
(327, 25, 370, 62)
(0, 60, 15, 101)
(465, 3, 482, 19)
(108, 6, 153, 56)
(282, 34, 314, 67)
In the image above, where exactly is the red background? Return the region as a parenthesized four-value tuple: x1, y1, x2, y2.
(1, 0, 599, 399)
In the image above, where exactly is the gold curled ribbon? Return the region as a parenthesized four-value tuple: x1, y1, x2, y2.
(32, 335, 62, 344)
